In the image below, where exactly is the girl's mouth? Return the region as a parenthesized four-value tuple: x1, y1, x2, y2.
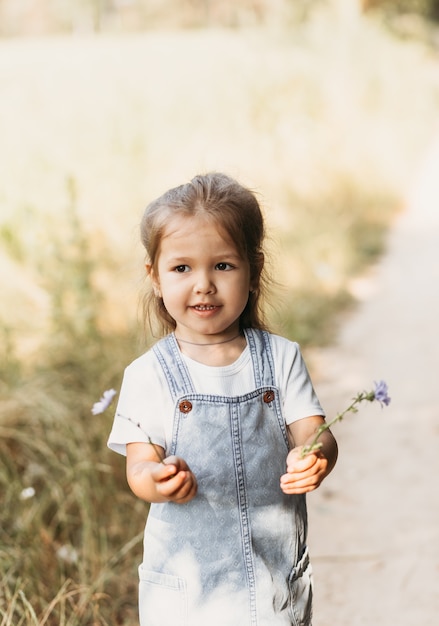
(193, 305, 217, 311)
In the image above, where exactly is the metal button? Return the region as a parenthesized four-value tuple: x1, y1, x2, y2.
(179, 400, 193, 413)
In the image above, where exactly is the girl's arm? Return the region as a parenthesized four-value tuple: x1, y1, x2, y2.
(126, 442, 198, 504)
(280, 415, 338, 495)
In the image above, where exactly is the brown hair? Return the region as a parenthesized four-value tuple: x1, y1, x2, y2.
(140, 172, 269, 336)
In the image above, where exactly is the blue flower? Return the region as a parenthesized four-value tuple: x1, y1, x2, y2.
(91, 388, 117, 415)
(374, 380, 391, 406)
(301, 380, 391, 457)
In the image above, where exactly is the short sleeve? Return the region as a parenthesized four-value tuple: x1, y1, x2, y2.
(107, 350, 172, 456)
(270, 334, 325, 424)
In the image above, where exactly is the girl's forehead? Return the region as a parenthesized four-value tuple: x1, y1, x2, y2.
(161, 213, 232, 245)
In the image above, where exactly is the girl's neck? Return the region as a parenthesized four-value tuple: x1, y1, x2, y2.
(175, 332, 247, 367)
(175, 333, 242, 346)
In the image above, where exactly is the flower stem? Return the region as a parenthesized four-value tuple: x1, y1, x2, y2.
(146, 436, 165, 464)
(300, 392, 369, 458)
(116, 413, 164, 463)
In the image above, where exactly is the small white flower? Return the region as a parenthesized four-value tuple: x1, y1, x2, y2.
(91, 388, 117, 415)
(56, 544, 79, 564)
(20, 487, 36, 500)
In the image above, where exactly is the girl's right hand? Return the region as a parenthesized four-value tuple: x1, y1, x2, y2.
(152, 455, 198, 503)
(126, 442, 197, 504)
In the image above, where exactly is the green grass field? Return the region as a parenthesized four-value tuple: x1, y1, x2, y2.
(1, 11, 438, 623)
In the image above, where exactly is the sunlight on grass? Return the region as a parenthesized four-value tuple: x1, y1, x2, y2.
(1, 18, 437, 352)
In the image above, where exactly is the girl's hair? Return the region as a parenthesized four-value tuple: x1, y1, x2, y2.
(140, 172, 269, 336)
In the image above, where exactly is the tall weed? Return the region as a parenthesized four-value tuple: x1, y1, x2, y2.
(0, 185, 143, 624)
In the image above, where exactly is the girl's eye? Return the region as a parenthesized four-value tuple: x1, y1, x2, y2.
(174, 265, 190, 273)
(215, 262, 233, 271)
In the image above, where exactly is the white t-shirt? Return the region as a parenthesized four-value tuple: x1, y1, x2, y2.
(108, 333, 324, 456)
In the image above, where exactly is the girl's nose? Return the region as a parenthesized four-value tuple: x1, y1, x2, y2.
(194, 271, 216, 294)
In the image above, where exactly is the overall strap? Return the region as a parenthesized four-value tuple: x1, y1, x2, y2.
(243, 328, 276, 388)
(152, 334, 196, 400)
(153, 330, 276, 400)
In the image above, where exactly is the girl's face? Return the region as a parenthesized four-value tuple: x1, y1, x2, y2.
(149, 214, 252, 344)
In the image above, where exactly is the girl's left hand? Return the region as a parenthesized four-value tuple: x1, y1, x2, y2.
(280, 447, 329, 495)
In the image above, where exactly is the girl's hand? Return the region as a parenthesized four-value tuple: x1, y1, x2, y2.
(126, 442, 197, 504)
(280, 447, 329, 495)
(152, 455, 198, 503)
(281, 415, 338, 495)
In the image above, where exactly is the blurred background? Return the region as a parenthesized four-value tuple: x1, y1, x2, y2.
(1, 1, 438, 623)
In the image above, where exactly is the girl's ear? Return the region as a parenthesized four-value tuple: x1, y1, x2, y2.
(146, 264, 162, 298)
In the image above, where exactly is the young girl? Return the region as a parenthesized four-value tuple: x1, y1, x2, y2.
(108, 173, 338, 626)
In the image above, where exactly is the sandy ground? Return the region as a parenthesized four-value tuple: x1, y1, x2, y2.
(305, 134, 439, 625)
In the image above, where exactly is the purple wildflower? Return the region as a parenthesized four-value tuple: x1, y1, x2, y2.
(91, 388, 117, 415)
(373, 380, 391, 406)
(301, 379, 391, 457)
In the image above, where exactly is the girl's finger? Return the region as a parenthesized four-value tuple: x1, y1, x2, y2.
(286, 454, 317, 473)
(153, 462, 178, 482)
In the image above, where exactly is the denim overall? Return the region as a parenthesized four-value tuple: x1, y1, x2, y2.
(138, 329, 313, 626)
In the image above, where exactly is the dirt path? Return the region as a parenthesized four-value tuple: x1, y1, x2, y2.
(306, 135, 439, 626)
